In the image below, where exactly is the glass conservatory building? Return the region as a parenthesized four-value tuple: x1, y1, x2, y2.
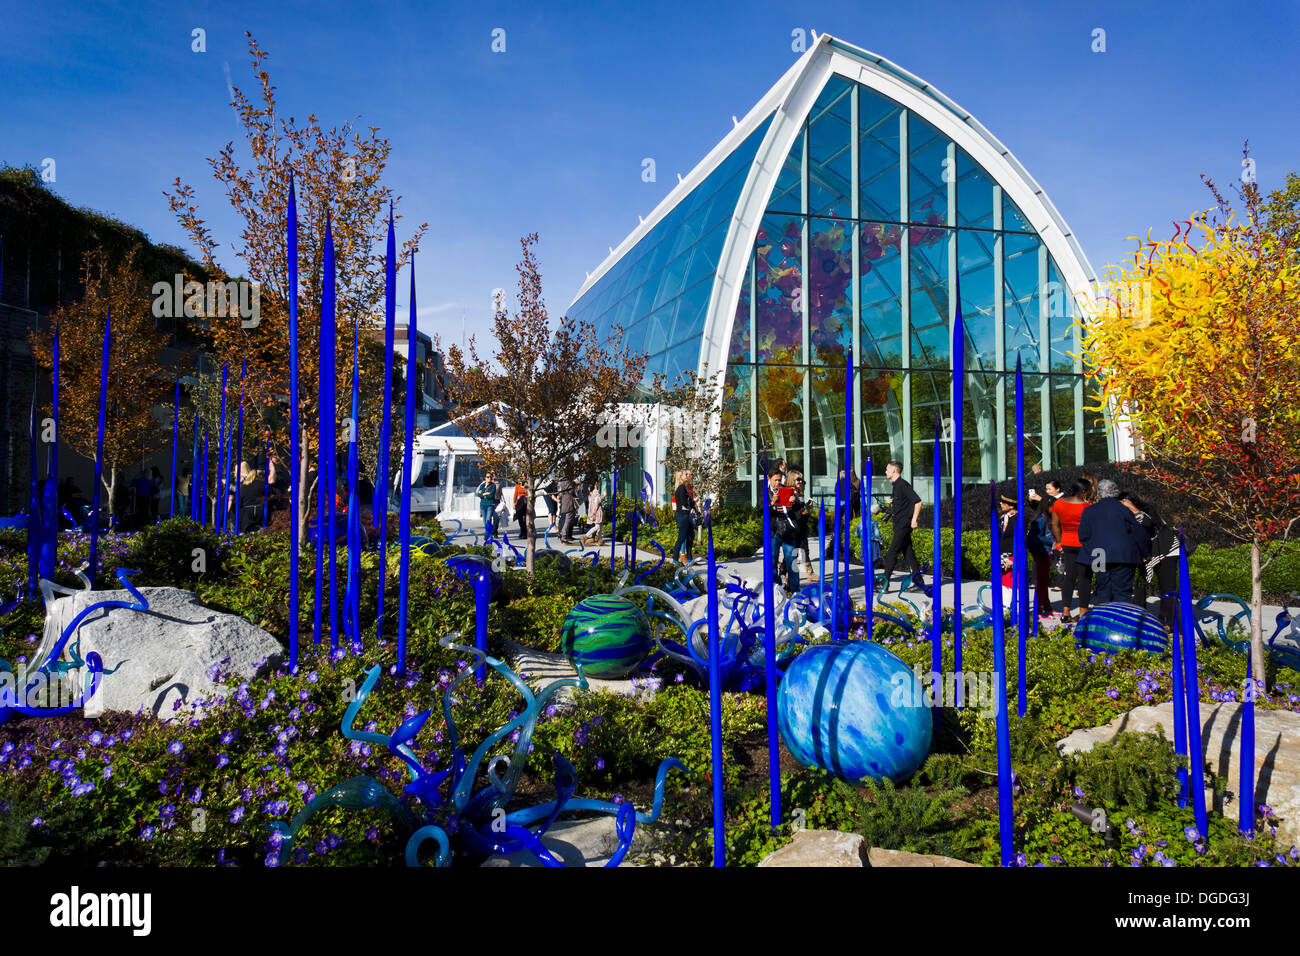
(568, 35, 1131, 505)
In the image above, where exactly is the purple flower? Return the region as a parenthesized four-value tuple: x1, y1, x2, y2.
(264, 851, 280, 867)
(594, 758, 605, 770)
(168, 741, 183, 755)
(141, 826, 156, 840)
(216, 754, 229, 768)
(229, 806, 244, 823)
(1184, 825, 1200, 842)
(89, 731, 103, 746)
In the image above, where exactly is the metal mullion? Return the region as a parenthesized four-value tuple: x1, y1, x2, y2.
(993, 185, 1006, 480)
(899, 108, 911, 481)
(851, 83, 861, 474)
(947, 140, 958, 495)
(1038, 241, 1051, 470)
(749, 250, 758, 506)
(801, 121, 812, 482)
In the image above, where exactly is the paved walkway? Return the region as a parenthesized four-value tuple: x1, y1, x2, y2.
(442, 517, 1291, 625)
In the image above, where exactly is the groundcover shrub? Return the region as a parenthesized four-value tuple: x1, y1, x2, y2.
(2, 522, 1298, 867)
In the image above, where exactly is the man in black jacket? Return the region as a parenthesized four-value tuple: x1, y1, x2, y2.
(1077, 479, 1152, 605)
(879, 460, 926, 593)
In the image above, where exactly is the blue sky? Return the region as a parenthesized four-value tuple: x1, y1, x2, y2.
(3, 0, 1296, 350)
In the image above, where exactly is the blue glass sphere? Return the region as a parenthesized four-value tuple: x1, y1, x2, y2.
(444, 553, 502, 597)
(777, 641, 932, 783)
(1075, 602, 1168, 655)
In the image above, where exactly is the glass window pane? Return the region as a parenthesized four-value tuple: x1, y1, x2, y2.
(1003, 192, 1033, 232)
(956, 150, 995, 229)
(908, 113, 948, 226)
(859, 89, 903, 222)
(1003, 232, 1040, 372)
(808, 76, 854, 220)
(1004, 371, 1046, 477)
(755, 214, 804, 362)
(768, 130, 804, 215)
(909, 226, 951, 368)
(860, 222, 905, 367)
(1047, 255, 1076, 372)
(957, 229, 997, 370)
(808, 219, 853, 365)
(809, 365, 847, 493)
(1050, 375, 1079, 469)
(757, 364, 806, 472)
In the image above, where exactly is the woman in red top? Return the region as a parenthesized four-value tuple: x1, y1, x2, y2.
(1050, 481, 1093, 621)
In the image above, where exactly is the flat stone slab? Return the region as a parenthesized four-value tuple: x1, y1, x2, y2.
(866, 847, 978, 867)
(1058, 702, 1300, 847)
(499, 637, 659, 704)
(480, 815, 663, 867)
(759, 829, 869, 867)
(758, 830, 978, 867)
(38, 586, 282, 720)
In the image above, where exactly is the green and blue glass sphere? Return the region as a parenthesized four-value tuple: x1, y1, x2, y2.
(560, 594, 653, 679)
(1075, 602, 1168, 655)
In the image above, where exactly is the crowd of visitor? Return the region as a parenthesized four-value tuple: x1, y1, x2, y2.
(762, 455, 1190, 629)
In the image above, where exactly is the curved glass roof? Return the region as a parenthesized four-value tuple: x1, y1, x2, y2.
(568, 116, 772, 382)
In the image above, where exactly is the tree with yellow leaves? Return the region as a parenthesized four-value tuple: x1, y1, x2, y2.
(29, 248, 175, 517)
(165, 32, 426, 541)
(1079, 153, 1300, 679)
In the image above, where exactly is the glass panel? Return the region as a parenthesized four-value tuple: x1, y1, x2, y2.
(1050, 375, 1078, 469)
(1004, 371, 1046, 477)
(860, 366, 906, 480)
(859, 89, 902, 222)
(909, 371, 951, 491)
(723, 362, 752, 480)
(808, 218, 853, 366)
(809, 364, 847, 492)
(908, 226, 951, 369)
(859, 222, 905, 367)
(756, 364, 805, 473)
(808, 76, 854, 220)
(768, 129, 804, 215)
(667, 277, 713, 347)
(1003, 192, 1034, 232)
(962, 371, 1000, 484)
(1047, 255, 1076, 372)
(1083, 376, 1110, 464)
(957, 229, 997, 370)
(567, 114, 774, 383)
(956, 150, 995, 229)
(726, 255, 754, 369)
(755, 214, 804, 363)
(1003, 232, 1041, 373)
(908, 112, 948, 226)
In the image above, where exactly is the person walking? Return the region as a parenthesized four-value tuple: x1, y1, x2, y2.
(671, 469, 697, 563)
(581, 482, 604, 547)
(177, 468, 192, 521)
(1079, 479, 1151, 606)
(1025, 484, 1059, 620)
(477, 472, 498, 539)
(775, 469, 806, 590)
(557, 479, 578, 544)
(1050, 480, 1093, 622)
(514, 482, 530, 541)
(879, 461, 926, 594)
(149, 466, 163, 523)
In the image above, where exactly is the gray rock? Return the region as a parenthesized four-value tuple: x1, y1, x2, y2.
(39, 586, 282, 720)
(1058, 702, 1300, 847)
(759, 829, 869, 867)
(866, 847, 978, 867)
(480, 815, 665, 867)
